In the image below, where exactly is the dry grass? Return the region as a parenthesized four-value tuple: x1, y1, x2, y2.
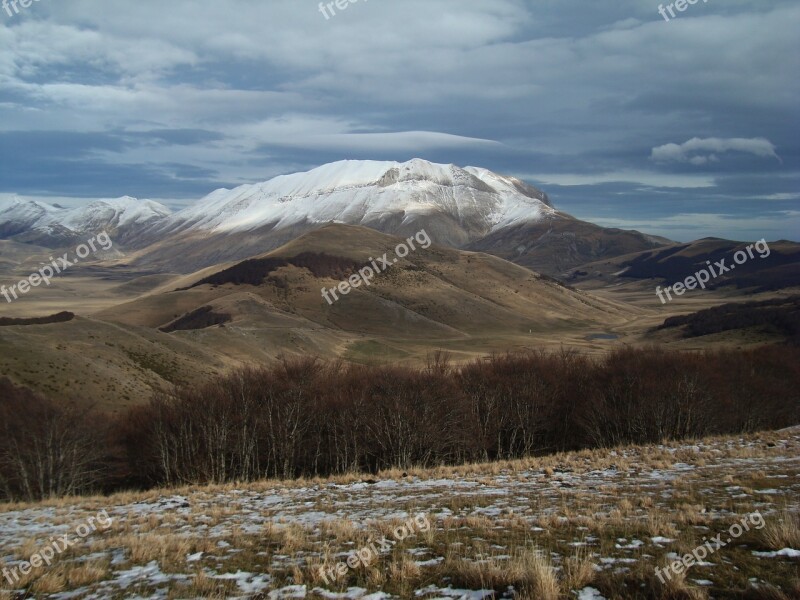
(744, 585, 798, 600)
(304, 556, 336, 588)
(652, 562, 709, 600)
(675, 504, 710, 527)
(318, 518, 360, 544)
(29, 560, 109, 594)
(445, 547, 561, 599)
(517, 549, 560, 600)
(276, 523, 313, 554)
(183, 571, 235, 598)
(446, 555, 511, 593)
(93, 532, 212, 572)
(365, 565, 387, 588)
(762, 509, 800, 550)
(386, 555, 421, 595)
(1, 428, 798, 598)
(14, 538, 42, 561)
(648, 510, 680, 538)
(0, 559, 112, 596)
(562, 549, 596, 591)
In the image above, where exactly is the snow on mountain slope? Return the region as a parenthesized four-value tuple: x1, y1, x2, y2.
(1, 161, 552, 248)
(0, 196, 171, 243)
(0, 161, 666, 275)
(161, 159, 555, 237)
(59, 197, 172, 232)
(0, 197, 61, 237)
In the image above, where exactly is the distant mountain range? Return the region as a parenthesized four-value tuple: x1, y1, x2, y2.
(0, 159, 665, 276)
(0, 196, 171, 246)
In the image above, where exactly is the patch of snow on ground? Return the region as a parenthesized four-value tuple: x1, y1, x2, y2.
(414, 584, 495, 599)
(752, 548, 800, 558)
(269, 584, 307, 599)
(577, 587, 606, 600)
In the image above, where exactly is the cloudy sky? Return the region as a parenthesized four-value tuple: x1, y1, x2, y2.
(1, 0, 798, 241)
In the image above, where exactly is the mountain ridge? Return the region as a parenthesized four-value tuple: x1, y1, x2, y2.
(149, 159, 556, 239)
(0, 159, 666, 276)
(0, 196, 172, 246)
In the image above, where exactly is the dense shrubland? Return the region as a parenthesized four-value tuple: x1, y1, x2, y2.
(0, 311, 74, 327)
(658, 295, 800, 344)
(1, 346, 798, 501)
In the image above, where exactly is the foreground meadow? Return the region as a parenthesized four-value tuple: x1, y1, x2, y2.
(1, 429, 798, 599)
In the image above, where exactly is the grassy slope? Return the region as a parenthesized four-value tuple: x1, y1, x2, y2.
(0, 224, 643, 408)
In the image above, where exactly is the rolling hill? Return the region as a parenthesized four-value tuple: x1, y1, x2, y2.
(0, 225, 642, 408)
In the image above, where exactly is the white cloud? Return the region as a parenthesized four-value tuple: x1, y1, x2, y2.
(651, 137, 782, 164)
(759, 193, 800, 201)
(527, 170, 715, 189)
(224, 116, 500, 153)
(267, 131, 502, 153)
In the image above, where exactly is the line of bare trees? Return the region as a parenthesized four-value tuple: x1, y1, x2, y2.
(1, 345, 798, 501)
(0, 379, 106, 501)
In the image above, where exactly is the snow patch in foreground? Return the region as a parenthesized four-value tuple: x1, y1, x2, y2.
(577, 588, 606, 600)
(752, 548, 800, 558)
(414, 584, 494, 599)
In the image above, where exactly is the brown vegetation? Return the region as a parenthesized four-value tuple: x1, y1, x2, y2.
(159, 305, 231, 332)
(657, 295, 800, 345)
(0, 312, 74, 327)
(0, 379, 106, 501)
(187, 252, 364, 288)
(1, 345, 799, 501)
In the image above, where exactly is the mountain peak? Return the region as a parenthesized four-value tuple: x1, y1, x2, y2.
(167, 159, 555, 238)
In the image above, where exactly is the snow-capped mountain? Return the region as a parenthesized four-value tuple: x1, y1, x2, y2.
(58, 197, 172, 233)
(158, 159, 555, 244)
(0, 196, 171, 245)
(0, 198, 60, 238)
(116, 158, 565, 271)
(0, 159, 665, 274)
